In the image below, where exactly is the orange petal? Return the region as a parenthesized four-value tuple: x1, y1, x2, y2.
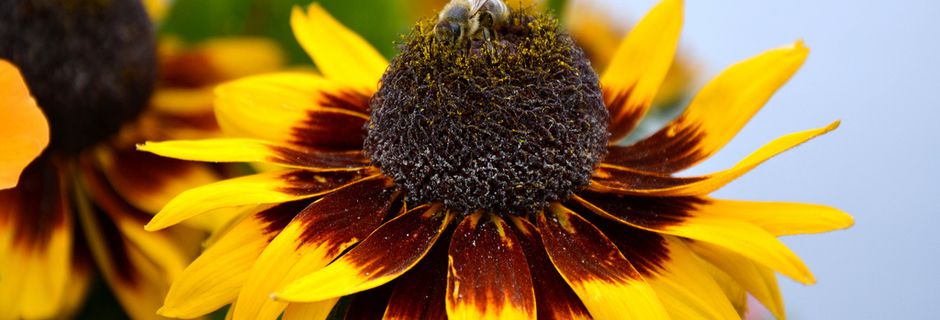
(0, 60, 49, 189)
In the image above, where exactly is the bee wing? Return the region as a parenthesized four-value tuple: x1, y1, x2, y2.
(468, 0, 491, 16)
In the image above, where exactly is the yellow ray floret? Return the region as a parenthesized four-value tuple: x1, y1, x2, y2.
(158, 209, 270, 318)
(690, 241, 787, 319)
(274, 206, 452, 303)
(601, 0, 683, 140)
(700, 199, 854, 236)
(145, 170, 369, 231)
(214, 72, 369, 145)
(643, 237, 740, 320)
(592, 121, 841, 196)
(290, 4, 387, 91)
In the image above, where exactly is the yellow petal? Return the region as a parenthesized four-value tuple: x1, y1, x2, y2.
(158, 204, 289, 318)
(290, 4, 387, 91)
(214, 72, 370, 151)
(0, 161, 72, 319)
(690, 241, 786, 319)
(590, 213, 740, 320)
(537, 204, 668, 319)
(232, 177, 399, 320)
(274, 205, 451, 303)
(580, 194, 815, 284)
(700, 199, 854, 236)
(145, 170, 374, 231)
(592, 121, 840, 196)
(0, 60, 49, 189)
(198, 38, 285, 81)
(138, 139, 370, 170)
(643, 238, 740, 319)
(601, 0, 684, 141)
(604, 41, 810, 173)
(282, 300, 338, 320)
(73, 181, 197, 320)
(95, 147, 220, 219)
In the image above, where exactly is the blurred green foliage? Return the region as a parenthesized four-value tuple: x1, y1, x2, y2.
(160, 0, 417, 64)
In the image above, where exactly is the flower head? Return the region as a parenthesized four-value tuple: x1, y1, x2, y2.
(0, 0, 283, 318)
(142, 1, 853, 319)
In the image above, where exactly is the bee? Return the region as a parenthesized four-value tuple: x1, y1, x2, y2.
(434, 0, 510, 50)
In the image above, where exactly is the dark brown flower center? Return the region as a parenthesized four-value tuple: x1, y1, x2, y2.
(364, 12, 608, 215)
(0, 0, 156, 154)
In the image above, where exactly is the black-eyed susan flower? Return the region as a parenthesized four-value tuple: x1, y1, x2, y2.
(0, 0, 283, 318)
(141, 1, 853, 319)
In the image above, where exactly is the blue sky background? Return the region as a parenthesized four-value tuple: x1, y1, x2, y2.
(597, 0, 939, 318)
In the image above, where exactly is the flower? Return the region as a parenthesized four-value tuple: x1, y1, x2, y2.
(142, 1, 853, 319)
(0, 1, 283, 318)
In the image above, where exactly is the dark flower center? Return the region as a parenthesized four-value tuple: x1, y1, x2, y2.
(0, 0, 156, 154)
(365, 12, 609, 215)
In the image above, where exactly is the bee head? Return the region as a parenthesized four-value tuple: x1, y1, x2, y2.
(434, 21, 463, 44)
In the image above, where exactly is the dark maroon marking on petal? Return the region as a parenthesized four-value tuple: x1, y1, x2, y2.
(604, 87, 646, 143)
(603, 121, 708, 174)
(79, 155, 155, 225)
(338, 204, 449, 283)
(258, 199, 314, 241)
(89, 200, 138, 286)
(70, 212, 95, 276)
(447, 214, 536, 317)
(275, 169, 376, 197)
(510, 218, 590, 320)
(289, 108, 368, 151)
(590, 166, 708, 192)
(536, 206, 641, 284)
(579, 210, 671, 277)
(319, 90, 372, 114)
(383, 224, 453, 320)
(149, 109, 221, 135)
(268, 146, 371, 169)
(343, 282, 395, 320)
(0, 157, 67, 249)
(102, 146, 215, 204)
(294, 177, 401, 253)
(159, 51, 221, 88)
(570, 190, 704, 230)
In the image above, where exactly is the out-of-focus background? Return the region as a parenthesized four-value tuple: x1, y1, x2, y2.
(144, 0, 932, 318)
(600, 0, 937, 319)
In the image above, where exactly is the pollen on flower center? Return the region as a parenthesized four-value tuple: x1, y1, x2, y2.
(364, 12, 609, 215)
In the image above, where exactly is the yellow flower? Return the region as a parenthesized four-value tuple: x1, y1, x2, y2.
(142, 1, 852, 319)
(0, 1, 283, 318)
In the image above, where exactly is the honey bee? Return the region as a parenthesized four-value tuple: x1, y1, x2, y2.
(434, 0, 510, 50)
